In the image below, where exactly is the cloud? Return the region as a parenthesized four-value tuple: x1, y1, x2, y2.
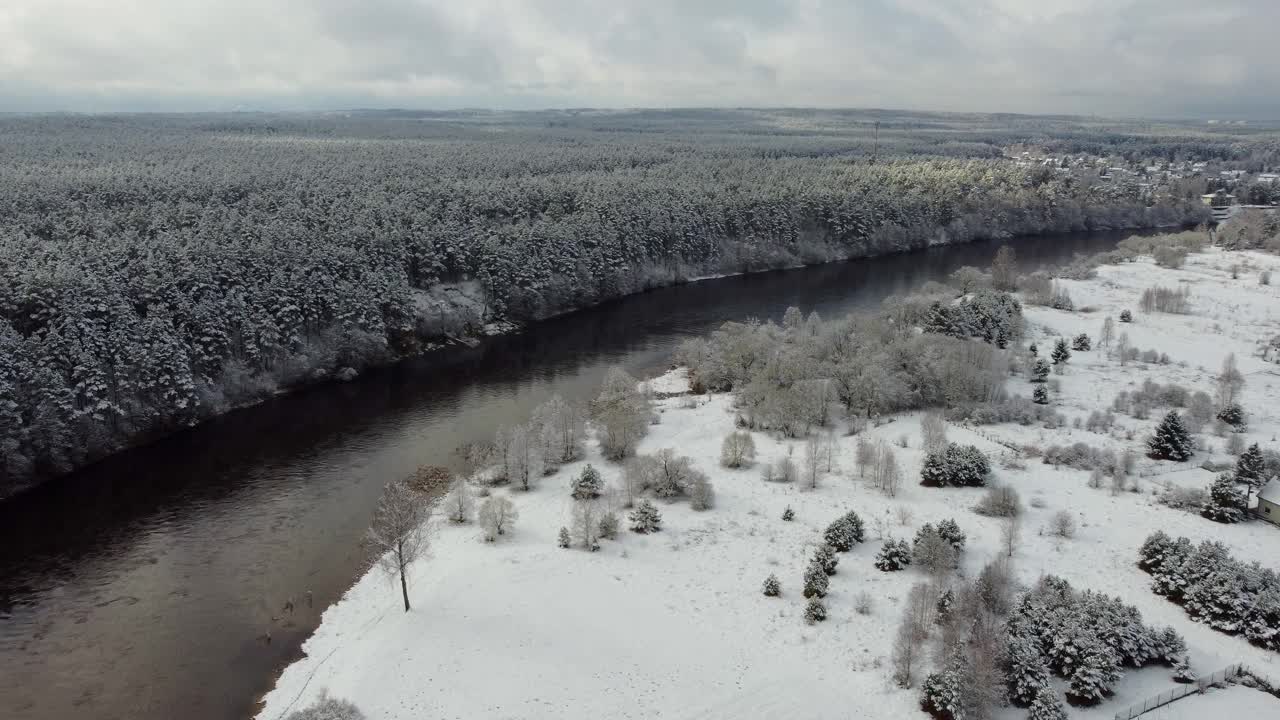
(0, 0, 1276, 117)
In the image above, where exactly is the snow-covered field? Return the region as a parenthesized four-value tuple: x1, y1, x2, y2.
(258, 248, 1280, 720)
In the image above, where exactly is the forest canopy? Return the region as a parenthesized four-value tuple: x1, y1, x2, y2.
(0, 109, 1217, 494)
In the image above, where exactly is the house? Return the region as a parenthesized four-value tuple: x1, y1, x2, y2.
(1257, 478, 1280, 527)
(1201, 190, 1236, 207)
(1258, 173, 1280, 184)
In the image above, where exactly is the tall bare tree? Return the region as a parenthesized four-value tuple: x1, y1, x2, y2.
(367, 479, 431, 612)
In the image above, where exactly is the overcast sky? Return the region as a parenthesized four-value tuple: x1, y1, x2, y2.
(1, 0, 1276, 118)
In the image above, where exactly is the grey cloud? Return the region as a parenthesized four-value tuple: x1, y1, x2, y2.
(0, 0, 1276, 118)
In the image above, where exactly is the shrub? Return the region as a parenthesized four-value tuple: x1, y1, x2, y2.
(1071, 333, 1091, 351)
(1047, 511, 1076, 538)
(1139, 285, 1191, 314)
(1033, 386, 1049, 405)
(974, 485, 1022, 517)
(824, 511, 866, 551)
(1120, 309, 1133, 323)
(719, 431, 757, 468)
(598, 512, 619, 540)
(855, 591, 874, 615)
(763, 574, 781, 597)
(920, 443, 991, 487)
(782, 505, 795, 521)
(1216, 403, 1246, 431)
(1153, 246, 1188, 268)
(1158, 486, 1208, 510)
(688, 470, 715, 511)
(285, 694, 366, 720)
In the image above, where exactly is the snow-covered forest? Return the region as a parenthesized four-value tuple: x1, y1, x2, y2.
(0, 109, 1219, 494)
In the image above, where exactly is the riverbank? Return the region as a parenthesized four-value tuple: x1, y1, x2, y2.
(257, 245, 1280, 719)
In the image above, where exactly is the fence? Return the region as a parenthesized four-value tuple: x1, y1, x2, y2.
(1112, 664, 1242, 720)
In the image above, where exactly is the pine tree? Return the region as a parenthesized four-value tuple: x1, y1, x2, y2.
(804, 596, 827, 624)
(571, 464, 603, 500)
(936, 518, 966, 552)
(628, 500, 662, 533)
(557, 527, 571, 548)
(823, 510, 864, 551)
(782, 505, 795, 521)
(1066, 639, 1121, 705)
(803, 560, 829, 598)
(1030, 358, 1050, 383)
(1202, 474, 1246, 523)
(1071, 333, 1091, 352)
(1033, 385, 1049, 405)
(1051, 338, 1071, 365)
(598, 512, 619, 539)
(1029, 342, 1038, 356)
(1216, 403, 1246, 431)
(921, 661, 966, 720)
(1027, 686, 1068, 720)
(1120, 309, 1133, 323)
(814, 543, 839, 576)
(935, 588, 955, 622)
(1236, 442, 1264, 485)
(1147, 411, 1193, 461)
(1006, 634, 1052, 706)
(874, 538, 912, 571)
(763, 574, 781, 597)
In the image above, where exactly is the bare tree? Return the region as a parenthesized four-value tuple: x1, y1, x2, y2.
(990, 245, 1017, 291)
(504, 423, 544, 491)
(878, 445, 901, 497)
(822, 428, 837, 473)
(1117, 332, 1131, 366)
(855, 436, 876, 478)
(443, 475, 474, 524)
(532, 394, 585, 468)
(1000, 516, 1020, 559)
(1099, 316, 1115, 355)
(920, 412, 948, 454)
(621, 455, 658, 507)
(478, 495, 518, 542)
(367, 479, 431, 612)
(892, 582, 936, 687)
(589, 367, 652, 460)
(803, 435, 821, 489)
(1216, 353, 1245, 408)
(571, 499, 601, 550)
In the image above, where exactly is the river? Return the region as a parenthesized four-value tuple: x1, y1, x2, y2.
(0, 229, 1136, 720)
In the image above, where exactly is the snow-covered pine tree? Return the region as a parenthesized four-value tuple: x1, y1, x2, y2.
(1051, 338, 1071, 365)
(1146, 411, 1193, 461)
(1006, 633, 1052, 706)
(804, 596, 827, 624)
(570, 464, 603, 500)
(874, 538, 912, 571)
(920, 659, 966, 720)
(557, 527, 570, 548)
(1202, 473, 1246, 523)
(823, 510, 864, 551)
(1216, 403, 1246, 432)
(935, 588, 955, 622)
(628, 500, 662, 533)
(1235, 442, 1265, 495)
(1033, 385, 1049, 405)
(803, 560, 830, 598)
(782, 505, 795, 521)
(1027, 686, 1067, 720)
(598, 512, 619, 540)
(763, 573, 781, 597)
(1030, 358, 1050, 383)
(936, 518, 966, 552)
(1029, 342, 1038, 356)
(1066, 639, 1121, 705)
(1120, 309, 1132, 323)
(1071, 333, 1091, 352)
(814, 543, 839, 576)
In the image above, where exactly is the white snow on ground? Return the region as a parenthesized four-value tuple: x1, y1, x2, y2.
(1123, 683, 1280, 720)
(258, 247, 1280, 720)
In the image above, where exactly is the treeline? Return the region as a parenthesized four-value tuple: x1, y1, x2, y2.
(0, 111, 1208, 494)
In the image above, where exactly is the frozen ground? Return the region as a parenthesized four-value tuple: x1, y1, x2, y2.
(258, 248, 1280, 720)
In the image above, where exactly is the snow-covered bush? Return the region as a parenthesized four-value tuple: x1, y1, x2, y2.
(285, 693, 366, 720)
(1216, 403, 1247, 432)
(974, 484, 1022, 517)
(875, 539, 912, 571)
(920, 443, 991, 487)
(557, 527, 570, 548)
(782, 505, 795, 521)
(570, 464, 603, 500)
(1120, 309, 1133, 323)
(688, 470, 715, 511)
(443, 476, 474, 524)
(1047, 511, 1076, 538)
(1071, 333, 1091, 351)
(598, 512, 619, 540)
(478, 495, 518, 541)
(1033, 385, 1049, 405)
(719, 430, 757, 468)
(1139, 285, 1191, 314)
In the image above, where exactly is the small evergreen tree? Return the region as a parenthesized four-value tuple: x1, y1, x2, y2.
(571, 464, 603, 500)
(803, 561, 830, 598)
(1051, 338, 1071, 365)
(823, 510, 865, 551)
(763, 573, 781, 597)
(1071, 333, 1091, 352)
(557, 527, 571, 548)
(782, 505, 795, 521)
(921, 661, 965, 720)
(804, 596, 827, 624)
(1030, 358, 1050, 383)
(1028, 342, 1038, 356)
(1201, 473, 1246, 523)
(874, 538, 912, 571)
(1006, 633, 1052, 706)
(1066, 640, 1121, 705)
(936, 518, 966, 552)
(1033, 385, 1049, 405)
(1236, 442, 1264, 483)
(935, 588, 954, 622)
(814, 543, 839, 576)
(1120, 309, 1132, 323)
(1147, 411, 1193, 461)
(628, 500, 662, 533)
(598, 512, 619, 539)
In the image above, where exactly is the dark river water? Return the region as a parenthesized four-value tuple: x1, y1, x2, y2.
(0, 230, 1136, 720)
